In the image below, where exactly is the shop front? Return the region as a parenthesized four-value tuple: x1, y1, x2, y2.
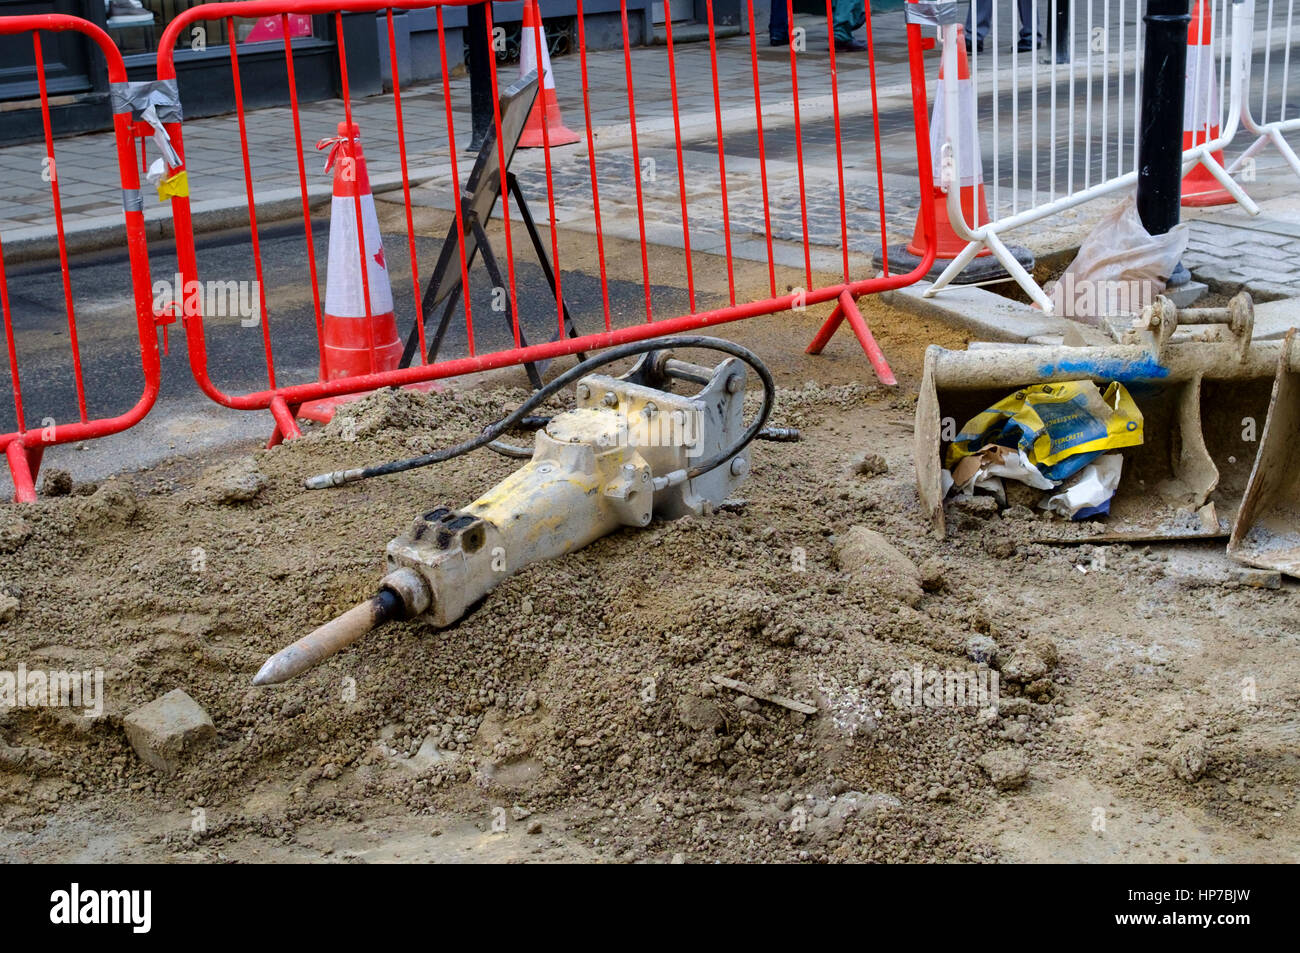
(0, 0, 654, 145)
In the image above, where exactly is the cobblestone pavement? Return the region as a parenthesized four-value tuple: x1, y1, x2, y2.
(1182, 148, 1300, 301)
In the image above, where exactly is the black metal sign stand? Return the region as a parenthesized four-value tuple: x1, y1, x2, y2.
(399, 72, 583, 390)
(402, 173, 583, 390)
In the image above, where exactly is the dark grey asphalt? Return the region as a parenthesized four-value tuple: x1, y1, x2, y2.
(0, 217, 711, 495)
(1, 220, 701, 438)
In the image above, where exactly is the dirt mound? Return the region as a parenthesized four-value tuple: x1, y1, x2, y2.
(1, 370, 1297, 863)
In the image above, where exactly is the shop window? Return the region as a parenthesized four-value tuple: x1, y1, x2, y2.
(103, 1, 321, 57)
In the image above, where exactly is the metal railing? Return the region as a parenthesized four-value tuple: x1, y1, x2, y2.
(919, 0, 1293, 310)
(1230, 0, 1300, 180)
(153, 0, 939, 441)
(0, 14, 161, 502)
(1, 2, 941, 497)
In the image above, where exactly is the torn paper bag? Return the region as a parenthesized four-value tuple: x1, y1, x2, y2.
(947, 444, 1057, 499)
(1041, 454, 1124, 520)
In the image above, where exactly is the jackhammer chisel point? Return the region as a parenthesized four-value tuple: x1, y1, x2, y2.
(251, 657, 292, 687)
(253, 589, 406, 686)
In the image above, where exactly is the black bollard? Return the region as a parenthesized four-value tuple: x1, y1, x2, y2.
(1053, 0, 1070, 64)
(1136, 0, 1190, 238)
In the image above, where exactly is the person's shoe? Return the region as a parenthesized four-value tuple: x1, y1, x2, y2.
(1016, 36, 1042, 52)
(833, 38, 869, 53)
(769, 34, 789, 47)
(965, 35, 985, 54)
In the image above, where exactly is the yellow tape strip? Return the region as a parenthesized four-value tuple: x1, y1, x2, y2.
(157, 170, 188, 200)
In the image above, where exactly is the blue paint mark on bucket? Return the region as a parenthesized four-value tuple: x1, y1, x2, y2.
(1037, 353, 1170, 382)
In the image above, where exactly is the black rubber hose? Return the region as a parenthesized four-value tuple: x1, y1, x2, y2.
(486, 439, 534, 459)
(305, 336, 775, 489)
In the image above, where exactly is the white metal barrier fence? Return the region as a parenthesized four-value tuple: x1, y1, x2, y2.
(918, 0, 1297, 311)
(1230, 0, 1300, 179)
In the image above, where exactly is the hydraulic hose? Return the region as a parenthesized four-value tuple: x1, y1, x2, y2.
(305, 336, 777, 490)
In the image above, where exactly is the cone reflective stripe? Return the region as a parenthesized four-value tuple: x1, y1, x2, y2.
(1181, 0, 1233, 207)
(908, 25, 991, 259)
(517, 2, 580, 148)
(318, 121, 401, 380)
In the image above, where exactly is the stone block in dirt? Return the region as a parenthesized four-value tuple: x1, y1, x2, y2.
(918, 556, 946, 592)
(0, 592, 18, 623)
(849, 452, 888, 477)
(982, 536, 1018, 559)
(966, 634, 999, 666)
(77, 481, 138, 527)
(953, 495, 999, 517)
(1001, 636, 1059, 683)
(202, 457, 269, 504)
(41, 468, 73, 497)
(977, 749, 1029, 791)
(122, 689, 216, 775)
(834, 526, 923, 606)
(1169, 732, 1209, 782)
(677, 695, 724, 732)
(0, 735, 56, 773)
(0, 516, 31, 553)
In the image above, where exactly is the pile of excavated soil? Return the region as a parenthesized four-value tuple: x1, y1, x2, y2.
(2, 304, 1298, 863)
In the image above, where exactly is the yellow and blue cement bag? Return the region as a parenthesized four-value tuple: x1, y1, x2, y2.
(946, 380, 1143, 483)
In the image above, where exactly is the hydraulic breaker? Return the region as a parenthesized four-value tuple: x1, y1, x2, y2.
(255, 347, 759, 685)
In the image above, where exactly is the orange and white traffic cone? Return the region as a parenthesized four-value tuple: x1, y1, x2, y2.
(877, 25, 1032, 282)
(318, 120, 402, 380)
(908, 24, 991, 260)
(517, 1, 580, 148)
(294, 121, 439, 432)
(1181, 0, 1233, 207)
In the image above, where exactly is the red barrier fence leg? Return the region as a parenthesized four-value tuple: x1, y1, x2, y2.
(6, 440, 37, 504)
(25, 444, 44, 494)
(805, 301, 847, 356)
(267, 396, 302, 449)
(806, 290, 896, 387)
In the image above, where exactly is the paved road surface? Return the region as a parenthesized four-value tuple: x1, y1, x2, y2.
(0, 220, 696, 495)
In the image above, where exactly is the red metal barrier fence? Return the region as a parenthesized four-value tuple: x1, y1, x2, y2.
(0, 14, 161, 502)
(1, 2, 937, 498)
(156, 0, 938, 443)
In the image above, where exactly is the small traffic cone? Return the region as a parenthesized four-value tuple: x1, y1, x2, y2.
(874, 22, 1032, 282)
(517, 1, 580, 148)
(294, 121, 440, 435)
(318, 120, 401, 380)
(908, 25, 991, 259)
(1181, 0, 1233, 206)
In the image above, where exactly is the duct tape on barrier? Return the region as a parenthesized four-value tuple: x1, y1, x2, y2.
(109, 78, 183, 123)
(155, 170, 189, 199)
(111, 79, 182, 167)
(906, 0, 961, 27)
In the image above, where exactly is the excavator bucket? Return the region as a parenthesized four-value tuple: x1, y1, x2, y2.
(1229, 329, 1300, 575)
(916, 295, 1284, 541)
